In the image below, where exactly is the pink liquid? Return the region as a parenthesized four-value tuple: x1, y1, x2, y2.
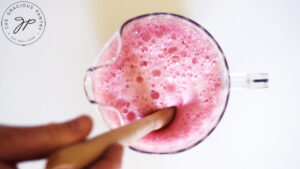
(93, 15, 229, 153)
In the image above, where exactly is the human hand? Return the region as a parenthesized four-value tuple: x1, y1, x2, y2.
(0, 115, 123, 169)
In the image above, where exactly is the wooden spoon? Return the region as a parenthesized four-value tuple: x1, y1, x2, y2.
(46, 107, 175, 169)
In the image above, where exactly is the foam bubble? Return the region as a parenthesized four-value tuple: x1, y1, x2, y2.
(141, 33, 150, 42)
(172, 55, 180, 63)
(141, 47, 148, 52)
(127, 112, 136, 121)
(168, 47, 177, 53)
(140, 61, 148, 67)
(152, 69, 161, 77)
(123, 109, 128, 114)
(136, 76, 144, 83)
(151, 90, 160, 99)
(192, 58, 198, 64)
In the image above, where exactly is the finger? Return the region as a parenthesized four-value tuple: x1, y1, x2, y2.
(0, 161, 16, 169)
(89, 144, 124, 169)
(0, 115, 92, 163)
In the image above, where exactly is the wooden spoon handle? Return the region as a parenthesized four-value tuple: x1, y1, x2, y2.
(46, 107, 175, 169)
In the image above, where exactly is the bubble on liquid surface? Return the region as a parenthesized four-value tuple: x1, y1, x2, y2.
(155, 30, 163, 38)
(141, 47, 148, 52)
(171, 33, 177, 40)
(192, 58, 198, 64)
(127, 112, 136, 121)
(141, 33, 150, 42)
(168, 47, 177, 53)
(140, 61, 147, 67)
(136, 76, 144, 83)
(151, 90, 160, 99)
(172, 55, 180, 63)
(123, 109, 128, 114)
(152, 69, 161, 77)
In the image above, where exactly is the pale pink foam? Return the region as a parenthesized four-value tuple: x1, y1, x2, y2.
(93, 15, 229, 153)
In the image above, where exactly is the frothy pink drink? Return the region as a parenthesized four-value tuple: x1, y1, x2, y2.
(92, 14, 229, 153)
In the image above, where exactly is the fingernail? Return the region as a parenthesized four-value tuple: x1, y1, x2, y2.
(67, 115, 92, 133)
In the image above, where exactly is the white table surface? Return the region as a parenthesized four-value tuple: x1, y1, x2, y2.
(0, 0, 299, 169)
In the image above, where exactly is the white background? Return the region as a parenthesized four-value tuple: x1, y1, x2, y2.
(0, 0, 299, 169)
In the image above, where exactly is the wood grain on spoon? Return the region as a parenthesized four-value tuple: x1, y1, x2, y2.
(46, 107, 176, 169)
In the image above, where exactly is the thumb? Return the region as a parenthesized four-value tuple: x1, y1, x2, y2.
(0, 115, 92, 163)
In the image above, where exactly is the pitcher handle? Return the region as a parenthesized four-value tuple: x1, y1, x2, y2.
(230, 73, 269, 89)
